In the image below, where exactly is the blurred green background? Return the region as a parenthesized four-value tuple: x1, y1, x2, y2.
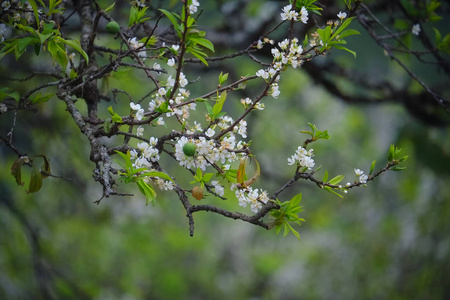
(1, 1, 450, 299)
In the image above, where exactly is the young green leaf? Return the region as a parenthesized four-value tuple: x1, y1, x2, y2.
(369, 160, 376, 176)
(28, 164, 43, 193)
(11, 157, 28, 186)
(328, 174, 344, 185)
(136, 180, 157, 206)
(322, 170, 329, 183)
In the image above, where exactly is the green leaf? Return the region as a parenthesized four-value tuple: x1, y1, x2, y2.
(111, 113, 122, 123)
(18, 36, 37, 54)
(190, 37, 215, 52)
(333, 45, 357, 58)
(159, 9, 180, 32)
(0, 89, 20, 102)
(28, 164, 43, 193)
(27, 0, 41, 28)
(328, 174, 344, 185)
(337, 29, 360, 40)
(438, 33, 450, 54)
(399, 155, 409, 162)
(47, 40, 68, 69)
(331, 17, 356, 40)
(11, 157, 28, 186)
(283, 223, 290, 237)
(155, 101, 171, 113)
(205, 102, 213, 117)
(288, 223, 301, 240)
(39, 155, 51, 179)
(38, 31, 54, 45)
(391, 166, 407, 171)
(108, 105, 122, 123)
(388, 144, 395, 161)
(31, 92, 53, 104)
(114, 150, 133, 170)
(369, 160, 376, 176)
(289, 193, 302, 207)
(104, 2, 115, 12)
(218, 72, 228, 85)
(324, 186, 344, 198)
(60, 39, 89, 63)
(189, 48, 209, 66)
(143, 171, 174, 182)
(136, 180, 157, 206)
(433, 28, 442, 43)
(202, 173, 214, 182)
(212, 91, 227, 118)
(322, 170, 329, 183)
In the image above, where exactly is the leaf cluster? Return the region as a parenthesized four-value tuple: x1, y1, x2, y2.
(11, 155, 51, 194)
(159, 8, 215, 65)
(270, 194, 305, 240)
(316, 17, 360, 57)
(115, 150, 174, 205)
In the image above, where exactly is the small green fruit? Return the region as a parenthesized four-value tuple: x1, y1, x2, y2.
(106, 21, 120, 34)
(183, 142, 196, 157)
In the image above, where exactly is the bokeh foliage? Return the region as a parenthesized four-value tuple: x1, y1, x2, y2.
(1, 0, 450, 299)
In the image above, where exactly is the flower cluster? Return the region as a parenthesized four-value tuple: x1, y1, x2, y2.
(132, 0, 147, 8)
(130, 101, 145, 120)
(173, 130, 246, 172)
(354, 168, 368, 184)
(255, 36, 304, 99)
(128, 37, 147, 59)
(130, 137, 160, 168)
(211, 180, 225, 197)
(287, 146, 315, 170)
(1, 1, 36, 24)
(235, 187, 270, 213)
(280, 4, 308, 24)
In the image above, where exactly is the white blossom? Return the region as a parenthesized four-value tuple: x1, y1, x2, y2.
(153, 62, 162, 74)
(155, 117, 165, 126)
(270, 83, 280, 99)
(149, 137, 158, 146)
(0, 103, 7, 113)
(359, 174, 368, 184)
(337, 11, 347, 20)
(205, 128, 215, 138)
(256, 40, 263, 49)
(167, 58, 175, 67)
(2, 1, 11, 11)
(130, 102, 141, 110)
(256, 69, 269, 80)
(128, 37, 146, 59)
(237, 120, 247, 138)
(354, 168, 364, 176)
(179, 72, 188, 87)
(189, 0, 200, 14)
(412, 24, 421, 36)
(136, 126, 144, 137)
(280, 4, 298, 21)
(166, 75, 175, 88)
(299, 6, 308, 24)
(135, 108, 145, 120)
(288, 146, 315, 170)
